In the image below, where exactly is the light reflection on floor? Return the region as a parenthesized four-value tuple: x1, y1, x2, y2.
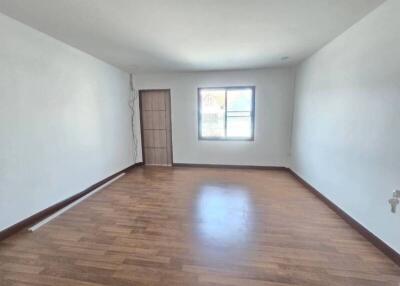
(195, 184, 253, 248)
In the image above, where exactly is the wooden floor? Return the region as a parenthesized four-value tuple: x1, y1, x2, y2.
(0, 167, 399, 286)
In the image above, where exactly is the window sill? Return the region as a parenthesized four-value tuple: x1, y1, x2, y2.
(198, 137, 254, 142)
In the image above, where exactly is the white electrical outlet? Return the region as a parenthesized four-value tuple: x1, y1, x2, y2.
(389, 198, 399, 213)
(389, 190, 400, 213)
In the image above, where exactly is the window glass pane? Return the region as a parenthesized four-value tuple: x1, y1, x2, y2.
(200, 89, 225, 138)
(227, 116, 252, 138)
(227, 89, 252, 111)
(226, 111, 251, 117)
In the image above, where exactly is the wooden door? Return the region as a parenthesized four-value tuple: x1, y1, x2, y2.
(140, 90, 172, 166)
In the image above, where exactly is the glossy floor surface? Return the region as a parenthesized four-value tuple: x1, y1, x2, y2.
(0, 167, 399, 286)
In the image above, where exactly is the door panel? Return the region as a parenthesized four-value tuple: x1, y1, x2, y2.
(151, 111, 166, 129)
(140, 90, 172, 166)
(153, 130, 167, 148)
(142, 111, 153, 130)
(141, 94, 151, 111)
(152, 92, 166, 110)
(143, 130, 154, 147)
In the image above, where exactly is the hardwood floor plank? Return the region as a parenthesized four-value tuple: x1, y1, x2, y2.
(0, 166, 399, 286)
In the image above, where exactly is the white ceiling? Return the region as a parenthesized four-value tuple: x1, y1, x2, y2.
(0, 0, 384, 73)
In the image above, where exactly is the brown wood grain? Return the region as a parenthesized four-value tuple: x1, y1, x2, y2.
(0, 166, 399, 286)
(0, 162, 143, 242)
(140, 90, 172, 166)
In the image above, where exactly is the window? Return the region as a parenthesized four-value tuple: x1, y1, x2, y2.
(198, 86, 255, 140)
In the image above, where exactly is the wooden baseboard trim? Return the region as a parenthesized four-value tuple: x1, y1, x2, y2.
(0, 162, 144, 241)
(173, 163, 288, 171)
(288, 169, 400, 267)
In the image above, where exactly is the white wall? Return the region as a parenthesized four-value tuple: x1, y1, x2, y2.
(135, 68, 296, 167)
(0, 13, 141, 231)
(291, 0, 400, 253)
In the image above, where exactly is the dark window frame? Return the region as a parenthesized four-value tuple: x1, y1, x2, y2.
(198, 86, 255, 141)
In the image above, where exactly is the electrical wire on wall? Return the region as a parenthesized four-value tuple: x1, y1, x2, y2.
(129, 74, 139, 164)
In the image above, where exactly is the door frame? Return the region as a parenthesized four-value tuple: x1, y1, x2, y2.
(138, 89, 173, 166)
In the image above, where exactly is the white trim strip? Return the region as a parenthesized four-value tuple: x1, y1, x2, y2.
(29, 173, 125, 232)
